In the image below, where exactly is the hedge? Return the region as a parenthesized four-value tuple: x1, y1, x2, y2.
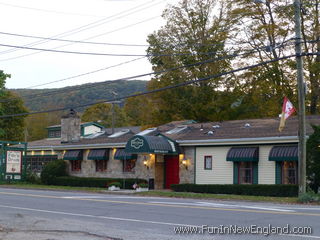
(170, 184, 298, 197)
(50, 176, 147, 189)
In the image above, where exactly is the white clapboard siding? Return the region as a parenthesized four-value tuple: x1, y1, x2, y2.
(258, 145, 275, 184)
(196, 147, 233, 184)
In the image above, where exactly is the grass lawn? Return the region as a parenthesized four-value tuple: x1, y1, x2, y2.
(1, 182, 313, 204)
(134, 190, 299, 204)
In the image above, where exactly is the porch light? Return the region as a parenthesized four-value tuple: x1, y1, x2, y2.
(182, 158, 188, 170)
(143, 156, 149, 169)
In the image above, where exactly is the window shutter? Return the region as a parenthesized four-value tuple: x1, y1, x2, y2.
(275, 162, 282, 184)
(253, 162, 259, 184)
(233, 162, 239, 184)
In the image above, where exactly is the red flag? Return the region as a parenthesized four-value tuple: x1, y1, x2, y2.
(279, 97, 296, 132)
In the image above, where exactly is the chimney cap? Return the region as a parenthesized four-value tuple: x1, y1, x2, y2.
(62, 109, 79, 118)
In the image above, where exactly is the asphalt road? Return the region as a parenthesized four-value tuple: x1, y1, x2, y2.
(0, 187, 319, 240)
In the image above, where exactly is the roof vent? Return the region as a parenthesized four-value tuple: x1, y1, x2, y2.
(137, 127, 157, 136)
(207, 131, 214, 135)
(108, 129, 130, 138)
(213, 125, 220, 129)
(166, 125, 188, 134)
(244, 123, 251, 128)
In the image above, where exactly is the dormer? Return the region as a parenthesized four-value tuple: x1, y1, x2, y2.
(47, 122, 104, 139)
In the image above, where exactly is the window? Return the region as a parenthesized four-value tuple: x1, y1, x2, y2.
(238, 162, 253, 184)
(26, 155, 57, 172)
(204, 156, 212, 170)
(71, 160, 81, 172)
(96, 160, 107, 172)
(123, 159, 136, 172)
(48, 130, 61, 138)
(282, 161, 297, 184)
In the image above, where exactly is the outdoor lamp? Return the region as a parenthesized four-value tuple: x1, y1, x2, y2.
(182, 158, 188, 170)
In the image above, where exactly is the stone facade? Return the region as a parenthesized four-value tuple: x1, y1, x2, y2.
(179, 147, 195, 184)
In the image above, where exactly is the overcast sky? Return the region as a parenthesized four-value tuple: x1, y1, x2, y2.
(0, 0, 177, 89)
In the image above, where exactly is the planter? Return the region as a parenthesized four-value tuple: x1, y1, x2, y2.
(108, 186, 121, 191)
(136, 187, 149, 192)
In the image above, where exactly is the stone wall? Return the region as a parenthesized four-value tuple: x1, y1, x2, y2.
(179, 146, 195, 184)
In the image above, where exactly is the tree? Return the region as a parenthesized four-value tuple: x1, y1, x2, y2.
(0, 71, 28, 141)
(306, 125, 320, 192)
(146, 0, 236, 124)
(124, 95, 155, 127)
(227, 0, 297, 118)
(81, 103, 128, 128)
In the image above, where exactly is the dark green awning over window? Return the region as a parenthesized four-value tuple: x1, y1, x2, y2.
(63, 150, 82, 161)
(227, 147, 259, 162)
(87, 149, 109, 160)
(125, 135, 179, 154)
(269, 145, 298, 161)
(114, 149, 137, 160)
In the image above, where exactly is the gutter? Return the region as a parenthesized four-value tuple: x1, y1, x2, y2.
(176, 136, 300, 146)
(28, 142, 127, 151)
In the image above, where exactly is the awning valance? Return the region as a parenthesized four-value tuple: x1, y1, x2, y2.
(114, 149, 137, 160)
(87, 149, 109, 161)
(269, 145, 298, 161)
(226, 147, 259, 162)
(63, 150, 82, 161)
(125, 135, 179, 154)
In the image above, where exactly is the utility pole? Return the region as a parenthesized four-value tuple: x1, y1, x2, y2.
(294, 0, 306, 195)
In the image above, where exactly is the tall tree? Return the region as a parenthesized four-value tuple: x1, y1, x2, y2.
(81, 103, 128, 128)
(228, 0, 297, 118)
(0, 71, 28, 141)
(147, 0, 236, 124)
(300, 0, 320, 113)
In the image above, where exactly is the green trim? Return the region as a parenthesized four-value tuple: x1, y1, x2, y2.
(81, 122, 104, 129)
(46, 126, 60, 130)
(233, 162, 239, 184)
(192, 143, 298, 148)
(25, 155, 58, 157)
(227, 157, 258, 162)
(253, 162, 258, 184)
(275, 162, 282, 184)
(81, 126, 85, 136)
(269, 156, 298, 162)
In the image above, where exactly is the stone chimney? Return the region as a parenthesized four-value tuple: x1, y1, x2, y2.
(61, 109, 81, 143)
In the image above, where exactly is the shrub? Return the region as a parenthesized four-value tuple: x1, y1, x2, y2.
(25, 170, 41, 184)
(51, 176, 146, 189)
(40, 160, 68, 185)
(138, 183, 149, 188)
(298, 192, 320, 203)
(170, 184, 298, 197)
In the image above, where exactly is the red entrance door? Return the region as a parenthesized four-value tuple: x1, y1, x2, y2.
(165, 155, 179, 189)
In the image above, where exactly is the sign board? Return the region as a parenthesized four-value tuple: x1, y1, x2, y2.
(6, 150, 22, 174)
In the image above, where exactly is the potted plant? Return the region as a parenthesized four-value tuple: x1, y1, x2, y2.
(107, 182, 121, 191)
(136, 182, 149, 192)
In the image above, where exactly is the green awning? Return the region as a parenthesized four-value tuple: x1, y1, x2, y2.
(125, 135, 179, 154)
(63, 150, 82, 161)
(269, 145, 298, 161)
(87, 149, 109, 160)
(114, 149, 137, 160)
(227, 147, 259, 162)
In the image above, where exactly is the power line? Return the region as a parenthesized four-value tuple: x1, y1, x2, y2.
(0, 31, 149, 47)
(0, 0, 162, 57)
(4, 52, 315, 119)
(1, 41, 296, 104)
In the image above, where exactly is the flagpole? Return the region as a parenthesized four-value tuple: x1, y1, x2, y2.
(294, 0, 306, 195)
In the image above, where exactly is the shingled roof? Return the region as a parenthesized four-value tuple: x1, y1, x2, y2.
(26, 115, 320, 150)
